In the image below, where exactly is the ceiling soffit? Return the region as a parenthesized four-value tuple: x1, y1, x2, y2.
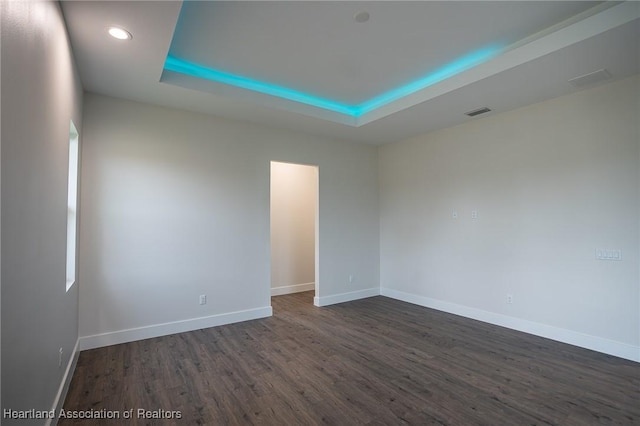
(160, 2, 637, 126)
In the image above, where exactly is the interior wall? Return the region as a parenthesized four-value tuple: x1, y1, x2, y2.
(1, 0, 83, 422)
(78, 93, 379, 345)
(270, 162, 317, 295)
(379, 75, 639, 360)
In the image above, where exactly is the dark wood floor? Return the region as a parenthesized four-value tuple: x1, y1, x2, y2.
(61, 292, 639, 425)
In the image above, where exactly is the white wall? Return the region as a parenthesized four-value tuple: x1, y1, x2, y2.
(380, 75, 639, 361)
(78, 94, 379, 347)
(271, 162, 317, 296)
(1, 0, 83, 422)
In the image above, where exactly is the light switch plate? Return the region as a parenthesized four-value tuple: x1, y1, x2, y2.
(596, 249, 621, 261)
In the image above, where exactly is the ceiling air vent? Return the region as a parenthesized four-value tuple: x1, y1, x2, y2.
(465, 107, 491, 117)
(569, 69, 611, 87)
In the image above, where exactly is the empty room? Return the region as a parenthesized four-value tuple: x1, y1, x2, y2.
(1, 1, 639, 425)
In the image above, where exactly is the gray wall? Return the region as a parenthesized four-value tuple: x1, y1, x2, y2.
(78, 94, 379, 343)
(1, 0, 83, 422)
(380, 75, 639, 360)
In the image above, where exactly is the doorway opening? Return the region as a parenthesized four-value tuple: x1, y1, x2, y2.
(270, 161, 319, 307)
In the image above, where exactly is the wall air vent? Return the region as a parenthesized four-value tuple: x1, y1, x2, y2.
(569, 69, 611, 87)
(465, 107, 492, 117)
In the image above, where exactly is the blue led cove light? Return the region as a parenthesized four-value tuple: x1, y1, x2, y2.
(164, 55, 359, 116)
(355, 46, 502, 116)
(164, 45, 502, 118)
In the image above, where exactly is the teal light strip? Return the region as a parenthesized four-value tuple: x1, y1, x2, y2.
(356, 46, 502, 115)
(164, 45, 502, 118)
(164, 55, 359, 116)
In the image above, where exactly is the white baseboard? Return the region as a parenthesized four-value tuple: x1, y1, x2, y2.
(271, 282, 315, 296)
(380, 288, 639, 363)
(47, 339, 80, 426)
(79, 306, 272, 351)
(314, 288, 380, 307)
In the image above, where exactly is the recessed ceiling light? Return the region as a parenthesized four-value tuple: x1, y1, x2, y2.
(354, 11, 370, 23)
(108, 26, 132, 40)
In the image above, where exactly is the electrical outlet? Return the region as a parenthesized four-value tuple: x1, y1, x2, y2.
(59, 348, 64, 367)
(506, 294, 513, 304)
(199, 294, 207, 305)
(349, 274, 354, 284)
(452, 210, 458, 219)
(471, 210, 478, 219)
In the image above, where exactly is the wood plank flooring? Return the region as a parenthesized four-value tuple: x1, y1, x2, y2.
(61, 292, 639, 425)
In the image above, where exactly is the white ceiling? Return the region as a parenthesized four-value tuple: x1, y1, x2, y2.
(61, 1, 640, 145)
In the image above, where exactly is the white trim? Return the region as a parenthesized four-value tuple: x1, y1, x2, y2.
(271, 282, 315, 296)
(314, 288, 380, 307)
(47, 339, 80, 426)
(380, 288, 639, 363)
(78, 306, 272, 351)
